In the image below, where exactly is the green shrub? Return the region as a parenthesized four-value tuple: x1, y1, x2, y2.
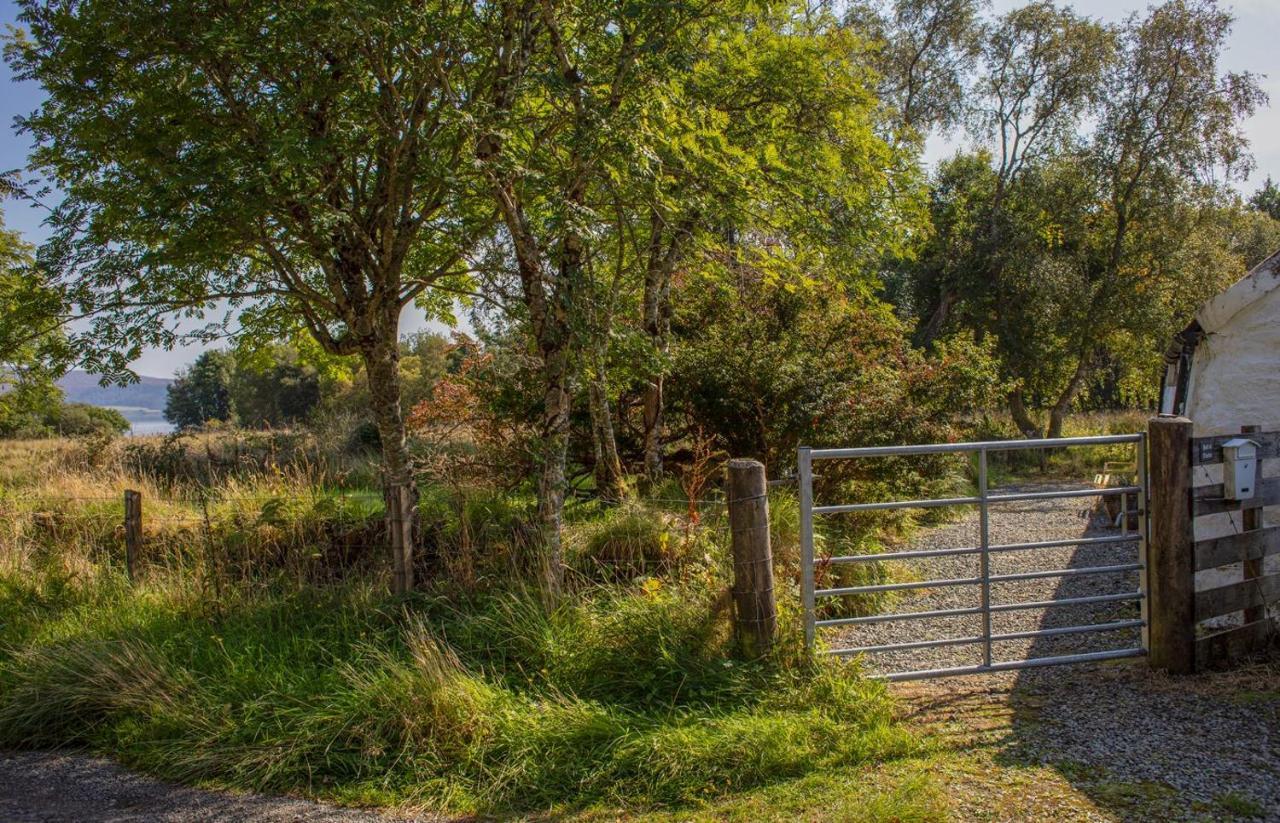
(575, 505, 679, 581)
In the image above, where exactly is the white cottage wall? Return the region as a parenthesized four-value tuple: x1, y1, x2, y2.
(1180, 252, 1280, 615)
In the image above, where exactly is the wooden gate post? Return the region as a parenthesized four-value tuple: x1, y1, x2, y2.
(1147, 416, 1196, 674)
(123, 489, 142, 582)
(727, 459, 777, 656)
(387, 483, 414, 595)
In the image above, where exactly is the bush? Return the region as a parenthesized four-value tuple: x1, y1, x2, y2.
(575, 505, 679, 581)
(50, 403, 131, 437)
(669, 274, 1002, 477)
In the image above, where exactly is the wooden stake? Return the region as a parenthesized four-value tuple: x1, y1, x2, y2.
(388, 483, 414, 595)
(1241, 425, 1264, 627)
(1147, 416, 1196, 674)
(123, 489, 142, 583)
(727, 459, 776, 656)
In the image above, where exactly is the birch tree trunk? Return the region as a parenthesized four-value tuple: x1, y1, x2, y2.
(361, 337, 423, 593)
(588, 348, 627, 502)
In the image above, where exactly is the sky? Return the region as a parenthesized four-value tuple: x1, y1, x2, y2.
(2, 0, 1278, 377)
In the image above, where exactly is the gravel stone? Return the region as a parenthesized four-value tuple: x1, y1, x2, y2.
(833, 483, 1280, 819)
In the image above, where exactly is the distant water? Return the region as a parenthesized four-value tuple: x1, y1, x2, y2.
(106, 406, 175, 436)
(128, 419, 176, 436)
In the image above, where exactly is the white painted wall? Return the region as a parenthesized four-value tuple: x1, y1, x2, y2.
(1185, 270, 1280, 439)
(1183, 252, 1280, 619)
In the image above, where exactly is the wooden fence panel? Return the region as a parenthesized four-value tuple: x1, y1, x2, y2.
(1192, 431, 1280, 466)
(1194, 526, 1280, 573)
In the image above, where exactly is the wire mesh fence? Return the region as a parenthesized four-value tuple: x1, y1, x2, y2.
(0, 484, 749, 592)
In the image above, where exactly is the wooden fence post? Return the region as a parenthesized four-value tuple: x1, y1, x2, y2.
(1147, 416, 1196, 674)
(1240, 425, 1263, 627)
(727, 459, 777, 656)
(387, 483, 414, 595)
(123, 489, 142, 583)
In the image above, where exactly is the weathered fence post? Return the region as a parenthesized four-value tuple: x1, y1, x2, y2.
(387, 484, 414, 595)
(1147, 416, 1195, 674)
(1240, 425, 1263, 627)
(123, 489, 142, 582)
(727, 458, 777, 656)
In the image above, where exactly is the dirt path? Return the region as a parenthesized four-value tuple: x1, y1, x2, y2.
(0, 751, 438, 823)
(829, 484, 1280, 820)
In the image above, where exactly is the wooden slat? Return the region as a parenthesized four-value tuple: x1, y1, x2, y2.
(1193, 525, 1280, 572)
(1191, 431, 1280, 465)
(1193, 475, 1280, 517)
(1195, 619, 1278, 671)
(1195, 572, 1280, 622)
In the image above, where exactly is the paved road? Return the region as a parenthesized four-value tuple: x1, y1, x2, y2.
(0, 751, 437, 823)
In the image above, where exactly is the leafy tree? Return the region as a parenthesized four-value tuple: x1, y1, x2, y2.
(0, 209, 65, 437)
(1249, 176, 1280, 221)
(164, 350, 233, 430)
(1027, 0, 1264, 435)
(914, 1, 1114, 346)
(618, 7, 925, 484)
(48, 402, 130, 437)
(474, 0, 744, 587)
(848, 0, 982, 133)
(906, 0, 1263, 436)
(230, 344, 321, 428)
(6, 0, 501, 590)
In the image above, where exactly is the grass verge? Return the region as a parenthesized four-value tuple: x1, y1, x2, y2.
(0, 562, 921, 817)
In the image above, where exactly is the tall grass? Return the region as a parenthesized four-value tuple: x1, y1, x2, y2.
(0, 572, 915, 812)
(0, 436, 922, 817)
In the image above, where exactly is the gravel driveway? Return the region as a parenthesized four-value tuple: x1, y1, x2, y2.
(830, 483, 1280, 819)
(831, 482, 1144, 675)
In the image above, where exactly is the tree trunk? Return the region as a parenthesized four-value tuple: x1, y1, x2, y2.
(641, 377, 664, 482)
(588, 349, 627, 502)
(1008, 390, 1041, 439)
(641, 212, 681, 482)
(362, 338, 423, 593)
(536, 337, 573, 597)
(1046, 353, 1092, 439)
(916, 287, 959, 347)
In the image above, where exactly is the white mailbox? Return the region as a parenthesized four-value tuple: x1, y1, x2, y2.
(1222, 438, 1258, 501)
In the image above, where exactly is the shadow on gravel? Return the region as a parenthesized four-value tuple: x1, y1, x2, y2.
(989, 494, 1280, 820)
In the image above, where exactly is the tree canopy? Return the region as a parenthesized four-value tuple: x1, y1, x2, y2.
(3, 0, 1276, 591)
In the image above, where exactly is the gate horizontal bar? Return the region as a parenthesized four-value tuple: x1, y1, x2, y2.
(988, 534, 1136, 553)
(815, 590, 1144, 629)
(988, 563, 1141, 584)
(990, 619, 1144, 643)
(816, 575, 982, 597)
(989, 590, 1143, 612)
(814, 495, 979, 515)
(830, 534, 1137, 565)
(827, 545, 981, 564)
(815, 487, 1140, 517)
(826, 619, 1146, 656)
(878, 647, 1145, 682)
(814, 604, 983, 628)
(828, 634, 986, 656)
(989, 486, 1141, 503)
(811, 434, 1142, 460)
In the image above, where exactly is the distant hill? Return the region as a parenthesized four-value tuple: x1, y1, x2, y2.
(58, 370, 172, 411)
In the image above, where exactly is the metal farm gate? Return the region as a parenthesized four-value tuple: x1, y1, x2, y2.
(798, 435, 1149, 681)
